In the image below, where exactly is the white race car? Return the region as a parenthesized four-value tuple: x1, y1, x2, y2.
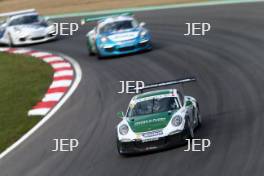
(116, 78, 202, 155)
(0, 9, 56, 46)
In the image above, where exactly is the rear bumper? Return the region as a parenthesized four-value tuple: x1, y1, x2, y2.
(117, 128, 189, 155)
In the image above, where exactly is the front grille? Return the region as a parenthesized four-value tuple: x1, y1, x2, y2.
(31, 36, 45, 41)
(139, 42, 148, 47)
(105, 47, 114, 52)
(19, 38, 26, 42)
(118, 46, 135, 52)
(48, 32, 56, 37)
(135, 138, 166, 149)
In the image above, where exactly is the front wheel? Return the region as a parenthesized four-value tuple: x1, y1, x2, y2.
(117, 140, 122, 155)
(117, 139, 127, 156)
(96, 45, 104, 59)
(8, 33, 14, 47)
(196, 103, 202, 127)
(87, 41, 95, 56)
(146, 42, 153, 51)
(88, 46, 94, 56)
(97, 53, 103, 59)
(186, 118, 194, 139)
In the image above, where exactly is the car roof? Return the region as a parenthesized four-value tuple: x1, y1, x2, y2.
(9, 12, 38, 21)
(133, 89, 178, 101)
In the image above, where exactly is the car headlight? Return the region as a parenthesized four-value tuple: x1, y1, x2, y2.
(48, 24, 56, 30)
(171, 115, 183, 127)
(100, 36, 108, 43)
(140, 30, 148, 38)
(14, 27, 22, 34)
(119, 124, 129, 135)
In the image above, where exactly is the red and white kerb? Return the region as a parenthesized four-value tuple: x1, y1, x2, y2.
(0, 47, 74, 116)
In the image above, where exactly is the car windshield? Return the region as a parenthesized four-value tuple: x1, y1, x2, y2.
(127, 97, 179, 117)
(9, 15, 40, 26)
(0, 20, 5, 26)
(0, 17, 6, 26)
(99, 20, 137, 34)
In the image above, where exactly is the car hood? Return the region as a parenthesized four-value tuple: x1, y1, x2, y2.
(12, 23, 48, 31)
(127, 111, 174, 133)
(103, 28, 140, 42)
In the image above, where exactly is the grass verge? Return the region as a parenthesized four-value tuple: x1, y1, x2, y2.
(0, 52, 53, 153)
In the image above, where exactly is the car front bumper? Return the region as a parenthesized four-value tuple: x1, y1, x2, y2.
(12, 32, 57, 46)
(117, 128, 189, 155)
(97, 38, 152, 57)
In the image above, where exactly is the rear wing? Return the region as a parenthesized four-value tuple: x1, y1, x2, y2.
(130, 77, 196, 93)
(80, 12, 133, 25)
(0, 9, 36, 18)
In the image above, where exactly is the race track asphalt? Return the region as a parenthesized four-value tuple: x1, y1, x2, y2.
(1, 2, 264, 176)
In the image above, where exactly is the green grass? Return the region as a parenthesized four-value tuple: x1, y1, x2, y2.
(0, 52, 53, 153)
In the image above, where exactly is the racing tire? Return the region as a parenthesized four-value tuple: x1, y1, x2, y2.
(8, 33, 14, 47)
(186, 118, 194, 139)
(97, 53, 103, 60)
(117, 140, 122, 155)
(117, 139, 127, 156)
(196, 103, 202, 128)
(96, 45, 104, 60)
(87, 42, 95, 56)
(146, 42, 153, 52)
(88, 47, 93, 56)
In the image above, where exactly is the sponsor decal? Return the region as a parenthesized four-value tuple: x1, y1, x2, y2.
(134, 117, 166, 126)
(142, 130, 163, 138)
(108, 32, 138, 42)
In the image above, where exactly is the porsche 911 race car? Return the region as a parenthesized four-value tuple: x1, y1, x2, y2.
(84, 13, 152, 58)
(0, 9, 56, 46)
(116, 78, 202, 155)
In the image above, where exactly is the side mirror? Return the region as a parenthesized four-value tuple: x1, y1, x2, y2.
(117, 111, 125, 118)
(139, 22, 146, 27)
(185, 100, 193, 107)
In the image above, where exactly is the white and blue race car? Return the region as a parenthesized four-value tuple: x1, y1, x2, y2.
(0, 9, 56, 46)
(83, 13, 152, 58)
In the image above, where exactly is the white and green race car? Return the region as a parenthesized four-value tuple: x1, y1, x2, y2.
(116, 78, 202, 155)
